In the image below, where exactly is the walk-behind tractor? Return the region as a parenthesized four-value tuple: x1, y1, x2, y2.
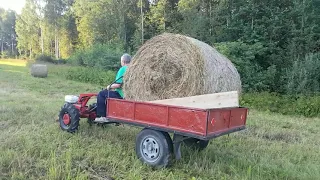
(59, 92, 248, 168)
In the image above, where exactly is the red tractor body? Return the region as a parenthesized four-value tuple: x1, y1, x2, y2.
(73, 93, 98, 119)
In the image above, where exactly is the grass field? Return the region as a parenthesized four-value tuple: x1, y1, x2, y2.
(0, 59, 319, 180)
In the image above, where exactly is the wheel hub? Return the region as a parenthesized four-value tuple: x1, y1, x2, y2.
(141, 137, 160, 162)
(63, 113, 71, 125)
(147, 143, 154, 151)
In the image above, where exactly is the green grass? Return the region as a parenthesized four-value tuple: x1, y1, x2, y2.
(1, 59, 319, 179)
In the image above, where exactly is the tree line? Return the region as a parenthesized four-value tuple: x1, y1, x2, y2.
(0, 9, 16, 57)
(0, 0, 319, 94)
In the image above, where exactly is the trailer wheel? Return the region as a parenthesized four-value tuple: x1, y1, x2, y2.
(59, 103, 80, 133)
(184, 138, 209, 150)
(161, 132, 173, 153)
(136, 129, 172, 168)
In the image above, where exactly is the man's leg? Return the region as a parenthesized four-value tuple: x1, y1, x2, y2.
(95, 90, 122, 123)
(104, 91, 122, 117)
(96, 90, 109, 118)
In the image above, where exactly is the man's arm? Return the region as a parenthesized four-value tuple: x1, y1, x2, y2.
(107, 83, 121, 89)
(107, 67, 126, 89)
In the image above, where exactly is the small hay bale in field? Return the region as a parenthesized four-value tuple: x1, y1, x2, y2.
(123, 33, 241, 101)
(30, 64, 48, 78)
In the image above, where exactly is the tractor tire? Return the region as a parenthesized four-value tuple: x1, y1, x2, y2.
(135, 128, 172, 168)
(87, 103, 97, 126)
(183, 138, 209, 151)
(59, 103, 80, 133)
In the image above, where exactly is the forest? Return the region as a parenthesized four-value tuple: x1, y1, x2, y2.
(0, 0, 319, 94)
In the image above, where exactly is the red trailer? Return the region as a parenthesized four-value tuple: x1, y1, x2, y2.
(59, 93, 248, 167)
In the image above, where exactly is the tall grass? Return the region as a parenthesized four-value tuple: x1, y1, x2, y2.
(241, 92, 320, 117)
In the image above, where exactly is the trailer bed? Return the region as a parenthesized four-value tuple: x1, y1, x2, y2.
(106, 98, 248, 140)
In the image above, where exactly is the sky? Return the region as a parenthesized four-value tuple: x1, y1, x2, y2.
(0, 0, 25, 14)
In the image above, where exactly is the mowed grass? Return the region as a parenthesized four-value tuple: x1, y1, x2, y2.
(0, 59, 27, 67)
(0, 59, 319, 180)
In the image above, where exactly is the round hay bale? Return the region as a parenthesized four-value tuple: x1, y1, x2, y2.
(123, 33, 241, 101)
(30, 64, 48, 78)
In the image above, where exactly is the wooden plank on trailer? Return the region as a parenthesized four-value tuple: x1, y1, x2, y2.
(148, 91, 239, 109)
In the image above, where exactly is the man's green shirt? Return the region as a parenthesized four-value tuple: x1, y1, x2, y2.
(115, 66, 127, 98)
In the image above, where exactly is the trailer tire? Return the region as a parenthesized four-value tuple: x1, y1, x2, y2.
(161, 132, 173, 153)
(184, 138, 209, 150)
(59, 103, 80, 133)
(136, 129, 171, 168)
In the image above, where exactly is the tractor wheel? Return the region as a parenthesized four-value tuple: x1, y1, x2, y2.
(87, 117, 96, 126)
(87, 103, 97, 126)
(59, 103, 80, 133)
(183, 138, 209, 151)
(135, 129, 172, 168)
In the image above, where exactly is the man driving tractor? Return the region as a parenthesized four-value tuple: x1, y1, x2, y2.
(94, 53, 131, 123)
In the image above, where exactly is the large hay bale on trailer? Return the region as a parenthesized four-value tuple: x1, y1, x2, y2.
(30, 64, 48, 78)
(123, 33, 241, 101)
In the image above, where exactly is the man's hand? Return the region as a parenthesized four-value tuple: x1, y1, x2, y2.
(106, 83, 121, 90)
